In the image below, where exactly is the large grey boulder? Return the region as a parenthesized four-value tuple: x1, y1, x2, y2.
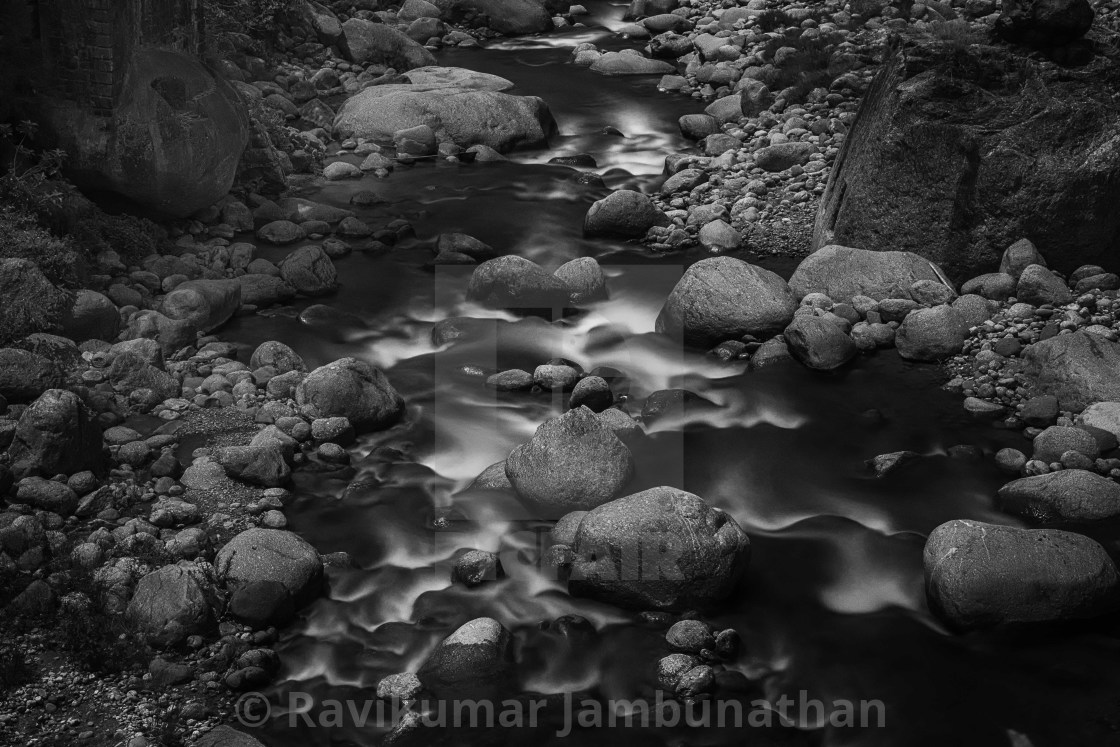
(998, 470, 1120, 523)
(280, 245, 338, 296)
(811, 42, 1120, 279)
(566, 486, 750, 610)
(895, 305, 968, 361)
(161, 279, 241, 333)
(1078, 401, 1120, 440)
(295, 358, 404, 431)
(215, 528, 324, 623)
(417, 617, 513, 699)
(60, 290, 120, 343)
(335, 85, 556, 153)
(784, 315, 857, 370)
(505, 407, 634, 517)
(583, 190, 669, 238)
(1016, 264, 1072, 306)
(466, 256, 571, 309)
(7, 389, 104, 479)
(127, 564, 212, 647)
(923, 519, 1119, 629)
(1021, 332, 1120, 411)
(789, 245, 951, 304)
(656, 257, 797, 348)
(339, 18, 437, 69)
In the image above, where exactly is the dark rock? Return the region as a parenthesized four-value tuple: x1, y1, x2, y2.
(127, 564, 212, 647)
(451, 550, 503, 587)
(784, 315, 857, 371)
(339, 18, 437, 69)
(895, 306, 967, 361)
(923, 519, 1119, 629)
(998, 470, 1120, 522)
(417, 617, 513, 699)
(8, 389, 104, 479)
(790, 245, 951, 304)
(0, 348, 62, 403)
(995, 0, 1095, 47)
(583, 190, 669, 238)
(466, 256, 570, 309)
(295, 358, 404, 431)
(1021, 332, 1120, 411)
(216, 528, 324, 613)
(567, 486, 750, 610)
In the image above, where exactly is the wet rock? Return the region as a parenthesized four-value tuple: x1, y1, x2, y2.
(996, 448, 1028, 475)
(216, 528, 324, 621)
(280, 245, 338, 296)
(1021, 332, 1120, 411)
(665, 620, 714, 653)
(790, 246, 951, 305)
(1022, 395, 1060, 427)
(554, 257, 607, 304)
(466, 256, 570, 309)
(640, 389, 718, 424)
(335, 85, 556, 153)
(127, 564, 212, 647)
(339, 18, 437, 69)
(924, 519, 1119, 629)
(657, 653, 698, 690)
(998, 470, 1120, 522)
(568, 486, 750, 610)
(468, 461, 513, 491)
(237, 274, 296, 307)
(583, 189, 669, 238)
(505, 407, 634, 516)
(377, 672, 423, 701)
(451, 550, 503, 587)
(431, 0, 551, 34)
(533, 364, 580, 390)
(784, 315, 857, 371)
(417, 617, 513, 699)
(403, 66, 514, 92)
(867, 450, 920, 477)
(295, 358, 404, 431)
(895, 306, 967, 361)
(8, 389, 104, 479)
(436, 233, 498, 262)
(656, 257, 796, 348)
(487, 369, 534, 391)
(257, 220, 305, 245)
(569, 376, 612, 412)
(676, 665, 714, 696)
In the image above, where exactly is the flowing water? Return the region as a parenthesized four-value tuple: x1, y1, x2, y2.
(219, 5, 1120, 745)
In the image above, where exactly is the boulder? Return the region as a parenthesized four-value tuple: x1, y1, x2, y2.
(567, 486, 750, 610)
(251, 341, 306, 375)
(16, 477, 78, 515)
(790, 245, 950, 304)
(215, 528, 324, 614)
(122, 310, 197, 357)
(0, 348, 61, 403)
(339, 18, 437, 69)
(895, 306, 967, 361)
(417, 618, 513, 699)
(196, 727, 268, 747)
(8, 389, 104, 479)
(811, 42, 1120, 279)
(1031, 425, 1099, 462)
(753, 142, 815, 172)
(335, 85, 556, 153)
(583, 190, 669, 238)
(127, 564, 212, 647)
(505, 407, 634, 517)
(466, 256, 571, 309)
(161, 279, 241, 333)
(60, 290, 119, 343)
(302, 0, 343, 41)
(1000, 238, 1046, 280)
(923, 519, 1119, 629)
(280, 245, 338, 296)
(961, 272, 1016, 301)
(656, 257, 797, 347)
(784, 315, 857, 370)
(1078, 401, 1120, 441)
(428, 0, 551, 34)
(40, 50, 248, 217)
(217, 445, 291, 488)
(295, 358, 405, 431)
(998, 470, 1120, 523)
(1016, 264, 1072, 306)
(1021, 332, 1120, 411)
(237, 274, 297, 307)
(554, 257, 607, 304)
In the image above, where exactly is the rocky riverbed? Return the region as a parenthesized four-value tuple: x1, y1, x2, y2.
(2, 0, 1120, 746)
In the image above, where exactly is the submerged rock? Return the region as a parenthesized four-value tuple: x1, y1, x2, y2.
(583, 190, 669, 238)
(466, 256, 571, 309)
(923, 519, 1119, 629)
(566, 486, 750, 610)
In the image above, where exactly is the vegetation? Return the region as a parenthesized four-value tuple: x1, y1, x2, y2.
(0, 645, 35, 692)
(204, 0, 297, 41)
